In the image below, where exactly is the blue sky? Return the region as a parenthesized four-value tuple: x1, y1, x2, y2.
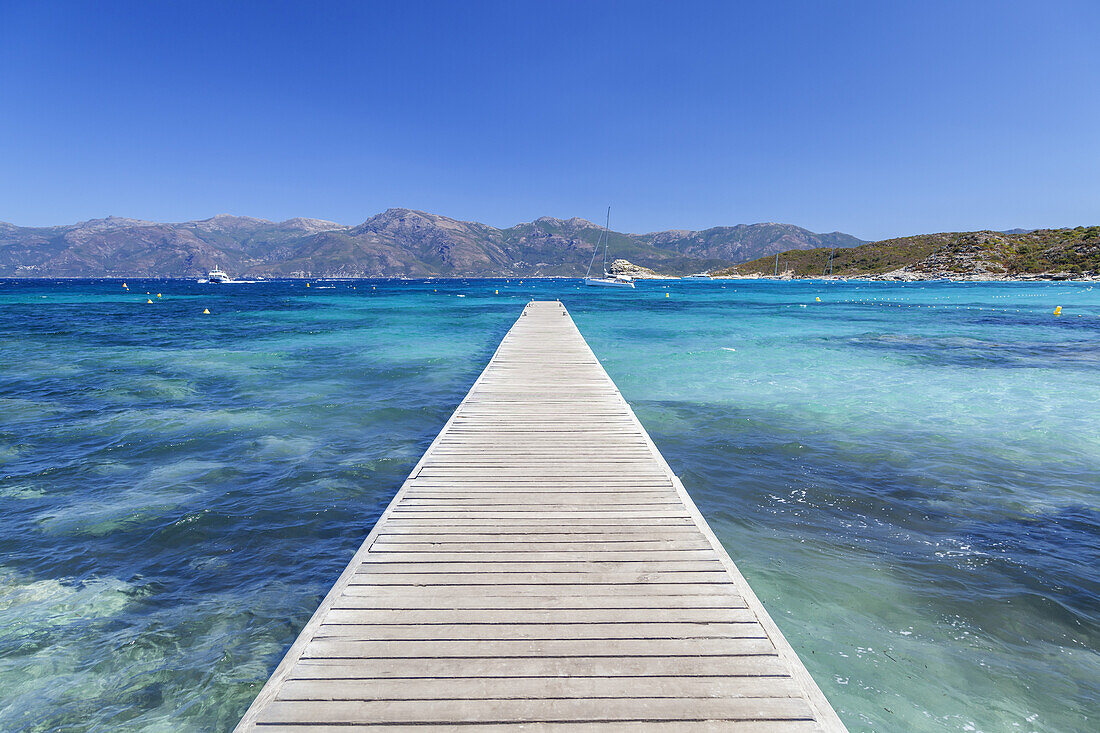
(1, 0, 1097, 239)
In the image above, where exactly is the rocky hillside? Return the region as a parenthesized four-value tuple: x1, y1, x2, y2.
(637, 223, 861, 262)
(715, 227, 1100, 280)
(607, 259, 664, 279)
(0, 210, 863, 278)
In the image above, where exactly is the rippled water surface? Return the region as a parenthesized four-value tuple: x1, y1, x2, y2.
(1, 279, 1097, 731)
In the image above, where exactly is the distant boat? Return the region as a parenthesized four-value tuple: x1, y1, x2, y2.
(200, 266, 237, 284)
(586, 273, 636, 288)
(684, 273, 711, 279)
(772, 254, 793, 280)
(584, 207, 635, 288)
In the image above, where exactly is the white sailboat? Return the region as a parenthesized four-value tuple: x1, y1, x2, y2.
(771, 254, 794, 280)
(584, 207, 635, 288)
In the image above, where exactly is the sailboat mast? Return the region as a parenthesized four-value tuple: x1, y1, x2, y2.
(603, 206, 610, 275)
(773, 253, 779, 277)
(584, 210, 608, 279)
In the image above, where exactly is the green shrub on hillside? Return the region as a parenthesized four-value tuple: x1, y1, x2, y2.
(715, 228, 1099, 278)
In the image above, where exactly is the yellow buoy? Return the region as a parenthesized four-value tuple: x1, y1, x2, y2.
(495, 289, 499, 294)
(306, 283, 310, 287)
(203, 308, 210, 314)
(146, 299, 153, 304)
(122, 283, 128, 288)
(157, 293, 162, 298)
(665, 292, 670, 298)
(1054, 306, 1062, 315)
(816, 297, 821, 302)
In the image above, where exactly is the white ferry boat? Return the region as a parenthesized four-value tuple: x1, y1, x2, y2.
(199, 266, 236, 284)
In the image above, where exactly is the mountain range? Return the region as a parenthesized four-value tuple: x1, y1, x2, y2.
(0, 209, 864, 277)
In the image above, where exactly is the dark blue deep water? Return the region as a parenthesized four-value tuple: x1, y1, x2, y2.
(0, 278, 1097, 731)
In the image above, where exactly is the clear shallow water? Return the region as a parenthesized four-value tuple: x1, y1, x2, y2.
(0, 278, 1097, 732)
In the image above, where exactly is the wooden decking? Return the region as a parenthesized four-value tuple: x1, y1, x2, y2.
(235, 300, 846, 732)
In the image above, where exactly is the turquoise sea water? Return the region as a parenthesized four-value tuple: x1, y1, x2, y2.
(0, 278, 1097, 732)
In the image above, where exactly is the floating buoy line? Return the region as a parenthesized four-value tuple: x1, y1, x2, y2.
(802, 296, 1082, 317)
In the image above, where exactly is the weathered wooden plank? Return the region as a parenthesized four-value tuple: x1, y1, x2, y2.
(376, 521, 698, 530)
(354, 561, 725, 572)
(371, 530, 705, 540)
(394, 500, 685, 508)
(255, 722, 821, 733)
(255, 697, 815, 725)
(234, 301, 846, 733)
(312, 622, 767, 640)
(376, 523, 697, 531)
(276, 675, 802, 700)
(365, 539, 717, 550)
(342, 571, 734, 585)
(339, 583, 741, 597)
(383, 511, 695, 519)
(398, 495, 681, 504)
(302, 638, 778, 659)
(331, 594, 749, 610)
(371, 534, 707, 545)
(288, 655, 788, 679)
(320, 607, 759, 624)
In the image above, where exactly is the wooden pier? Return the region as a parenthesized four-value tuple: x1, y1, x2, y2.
(235, 301, 846, 732)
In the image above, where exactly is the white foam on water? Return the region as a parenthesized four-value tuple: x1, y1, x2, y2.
(34, 459, 223, 536)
